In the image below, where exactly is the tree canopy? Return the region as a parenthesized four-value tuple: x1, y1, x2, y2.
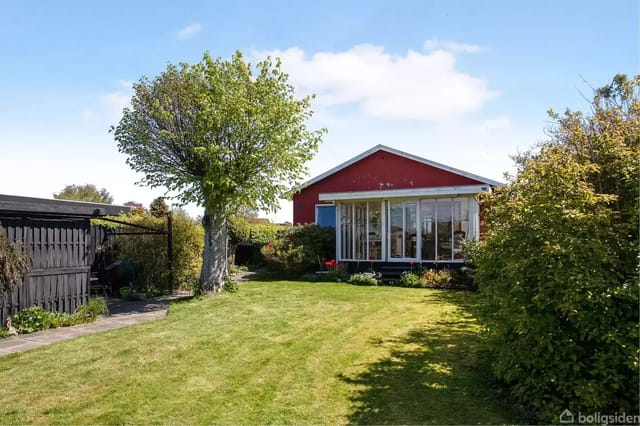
(149, 197, 169, 218)
(112, 51, 324, 290)
(53, 184, 113, 204)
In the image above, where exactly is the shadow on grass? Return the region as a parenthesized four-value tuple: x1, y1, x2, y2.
(339, 318, 527, 425)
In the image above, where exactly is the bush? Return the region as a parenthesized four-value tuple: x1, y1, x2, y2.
(223, 276, 239, 293)
(103, 209, 203, 292)
(473, 75, 640, 422)
(423, 268, 452, 288)
(11, 299, 109, 334)
(399, 271, 425, 287)
(229, 218, 287, 267)
(260, 224, 335, 277)
(74, 298, 109, 323)
(11, 307, 54, 333)
(348, 272, 378, 286)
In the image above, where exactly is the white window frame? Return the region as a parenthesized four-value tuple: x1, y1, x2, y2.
(337, 196, 479, 263)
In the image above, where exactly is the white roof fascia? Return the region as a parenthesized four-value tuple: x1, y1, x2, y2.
(319, 184, 492, 201)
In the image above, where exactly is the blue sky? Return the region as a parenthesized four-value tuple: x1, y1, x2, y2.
(1, 0, 637, 221)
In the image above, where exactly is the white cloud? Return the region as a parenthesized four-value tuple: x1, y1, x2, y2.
(255, 43, 498, 121)
(424, 38, 485, 53)
(82, 80, 132, 123)
(177, 23, 203, 40)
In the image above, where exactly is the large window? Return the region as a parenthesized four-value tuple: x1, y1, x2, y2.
(338, 201, 383, 260)
(368, 202, 382, 260)
(339, 197, 478, 262)
(389, 201, 417, 259)
(340, 203, 353, 259)
(420, 197, 476, 261)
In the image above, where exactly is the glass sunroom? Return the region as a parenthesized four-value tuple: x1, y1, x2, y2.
(320, 185, 489, 264)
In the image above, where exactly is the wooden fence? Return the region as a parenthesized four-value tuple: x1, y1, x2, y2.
(0, 217, 97, 325)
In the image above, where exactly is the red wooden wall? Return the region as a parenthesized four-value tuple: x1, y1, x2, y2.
(293, 149, 482, 224)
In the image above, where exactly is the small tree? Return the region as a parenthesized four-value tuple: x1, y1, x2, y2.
(112, 51, 324, 291)
(149, 197, 169, 218)
(53, 184, 113, 204)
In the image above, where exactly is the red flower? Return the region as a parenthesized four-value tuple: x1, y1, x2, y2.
(409, 261, 414, 266)
(369, 257, 374, 264)
(267, 242, 273, 248)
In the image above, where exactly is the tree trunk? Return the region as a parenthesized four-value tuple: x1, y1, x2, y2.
(200, 207, 228, 292)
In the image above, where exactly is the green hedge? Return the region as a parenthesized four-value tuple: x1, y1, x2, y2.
(260, 224, 335, 276)
(104, 209, 203, 291)
(473, 75, 639, 422)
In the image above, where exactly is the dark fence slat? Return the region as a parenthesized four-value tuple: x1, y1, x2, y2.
(0, 217, 93, 323)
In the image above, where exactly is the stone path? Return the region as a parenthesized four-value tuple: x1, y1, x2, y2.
(0, 294, 191, 357)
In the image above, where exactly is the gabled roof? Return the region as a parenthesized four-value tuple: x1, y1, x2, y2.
(0, 194, 131, 218)
(300, 144, 503, 189)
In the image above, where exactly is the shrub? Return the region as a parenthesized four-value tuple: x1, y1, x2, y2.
(260, 224, 335, 277)
(473, 75, 640, 421)
(11, 307, 53, 333)
(423, 269, 452, 288)
(10, 299, 108, 334)
(450, 240, 479, 290)
(50, 312, 78, 328)
(103, 209, 203, 292)
(399, 271, 425, 287)
(0, 233, 30, 295)
(74, 298, 109, 323)
(348, 272, 378, 286)
(223, 276, 239, 293)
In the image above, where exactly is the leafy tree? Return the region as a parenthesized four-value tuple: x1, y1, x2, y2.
(473, 75, 639, 421)
(124, 201, 146, 215)
(112, 51, 324, 291)
(149, 197, 169, 218)
(53, 184, 113, 204)
(124, 201, 144, 209)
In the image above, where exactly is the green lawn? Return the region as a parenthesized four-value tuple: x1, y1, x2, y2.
(0, 281, 525, 424)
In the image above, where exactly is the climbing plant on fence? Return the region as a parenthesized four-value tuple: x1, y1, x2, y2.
(0, 233, 30, 295)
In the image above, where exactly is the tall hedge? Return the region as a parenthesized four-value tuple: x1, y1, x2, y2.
(107, 209, 203, 290)
(474, 75, 639, 421)
(261, 224, 335, 276)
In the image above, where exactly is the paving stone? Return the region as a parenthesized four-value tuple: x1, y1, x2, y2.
(0, 294, 190, 357)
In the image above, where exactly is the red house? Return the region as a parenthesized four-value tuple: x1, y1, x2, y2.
(293, 145, 501, 269)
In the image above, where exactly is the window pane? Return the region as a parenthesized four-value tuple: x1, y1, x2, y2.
(354, 202, 367, 260)
(389, 202, 403, 258)
(420, 199, 436, 260)
(453, 198, 469, 259)
(437, 199, 453, 261)
(368, 202, 382, 260)
(340, 203, 353, 259)
(405, 202, 417, 258)
(316, 205, 336, 227)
